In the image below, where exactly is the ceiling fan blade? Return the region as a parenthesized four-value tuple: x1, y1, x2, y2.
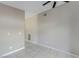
(43, 1, 51, 6)
(52, 1, 56, 8)
(64, 1, 70, 3)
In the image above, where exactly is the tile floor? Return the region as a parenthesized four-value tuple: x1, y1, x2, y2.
(3, 42, 78, 58)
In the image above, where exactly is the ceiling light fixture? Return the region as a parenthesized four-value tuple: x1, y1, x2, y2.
(42, 1, 70, 8)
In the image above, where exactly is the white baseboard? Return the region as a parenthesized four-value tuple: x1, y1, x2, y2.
(0, 47, 25, 58)
(1, 41, 79, 58)
(29, 41, 79, 58)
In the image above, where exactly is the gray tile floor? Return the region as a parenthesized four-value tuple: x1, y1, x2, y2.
(3, 42, 78, 58)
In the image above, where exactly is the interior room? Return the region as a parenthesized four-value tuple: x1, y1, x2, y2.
(0, 1, 79, 58)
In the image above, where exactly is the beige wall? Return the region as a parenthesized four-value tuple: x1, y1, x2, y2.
(25, 1, 79, 56)
(0, 3, 25, 56)
(25, 15, 38, 43)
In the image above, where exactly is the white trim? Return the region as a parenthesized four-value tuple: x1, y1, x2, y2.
(29, 41, 79, 58)
(0, 47, 24, 58)
(1, 41, 79, 58)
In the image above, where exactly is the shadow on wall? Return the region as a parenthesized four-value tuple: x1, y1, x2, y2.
(69, 4, 79, 55)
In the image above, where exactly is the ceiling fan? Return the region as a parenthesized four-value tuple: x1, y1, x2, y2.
(42, 1, 70, 8)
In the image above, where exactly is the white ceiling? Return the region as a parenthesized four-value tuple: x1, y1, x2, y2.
(0, 1, 65, 17)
